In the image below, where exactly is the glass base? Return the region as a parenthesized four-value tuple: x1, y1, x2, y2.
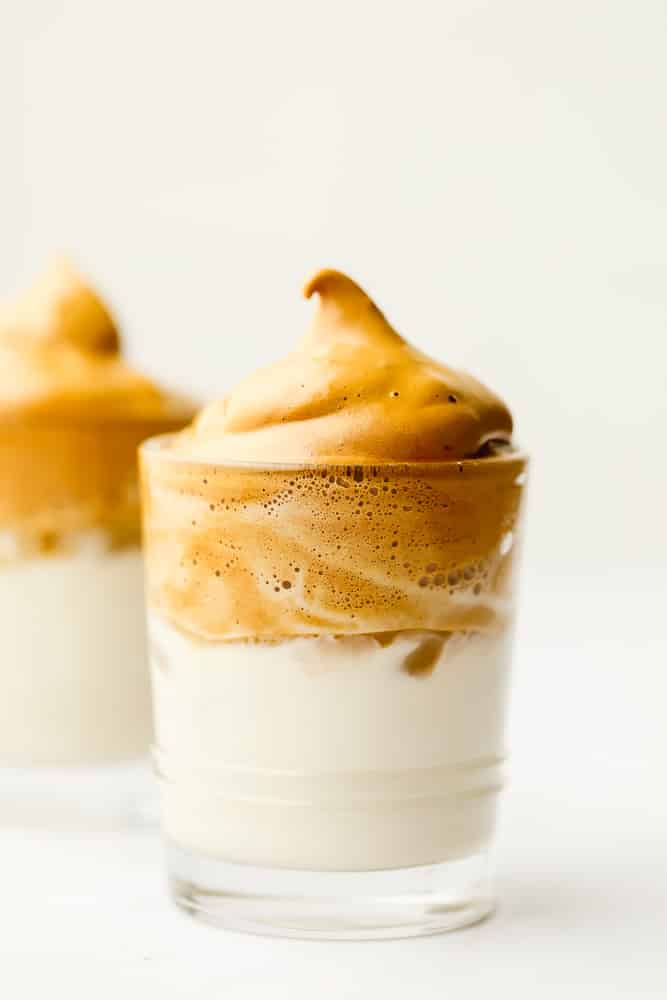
(167, 842, 495, 940)
(0, 758, 157, 832)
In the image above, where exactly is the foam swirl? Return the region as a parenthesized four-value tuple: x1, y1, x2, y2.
(141, 452, 526, 640)
(143, 269, 524, 640)
(171, 269, 513, 463)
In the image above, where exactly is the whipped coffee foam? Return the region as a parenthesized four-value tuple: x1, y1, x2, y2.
(142, 456, 523, 640)
(141, 269, 524, 641)
(174, 269, 512, 464)
(0, 259, 193, 552)
(0, 257, 190, 422)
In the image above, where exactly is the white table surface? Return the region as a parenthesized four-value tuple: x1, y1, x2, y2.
(2, 571, 666, 999)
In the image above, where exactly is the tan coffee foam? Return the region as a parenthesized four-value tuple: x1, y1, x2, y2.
(144, 269, 523, 640)
(0, 259, 194, 550)
(0, 258, 192, 422)
(141, 451, 527, 640)
(1, 422, 189, 557)
(169, 269, 513, 464)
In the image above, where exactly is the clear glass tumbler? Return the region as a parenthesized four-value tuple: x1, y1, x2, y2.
(141, 440, 528, 938)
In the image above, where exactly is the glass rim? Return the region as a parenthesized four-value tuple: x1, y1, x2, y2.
(140, 432, 529, 473)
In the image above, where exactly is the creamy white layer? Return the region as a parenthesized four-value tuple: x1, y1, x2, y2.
(149, 614, 513, 871)
(0, 539, 151, 765)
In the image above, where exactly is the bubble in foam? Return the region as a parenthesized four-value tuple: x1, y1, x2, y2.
(499, 531, 514, 556)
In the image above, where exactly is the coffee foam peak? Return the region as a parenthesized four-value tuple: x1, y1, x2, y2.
(171, 269, 513, 463)
(0, 258, 190, 422)
(0, 259, 194, 552)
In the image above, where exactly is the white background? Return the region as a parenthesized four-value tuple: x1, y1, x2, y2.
(2, 2, 666, 996)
